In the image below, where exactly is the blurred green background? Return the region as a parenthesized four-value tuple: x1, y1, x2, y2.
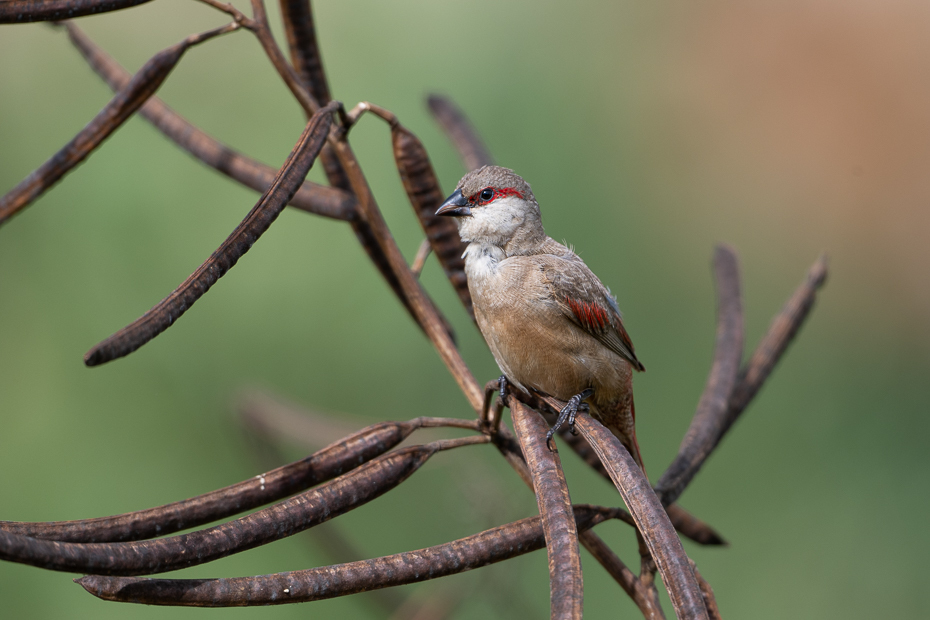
(2, 0, 928, 617)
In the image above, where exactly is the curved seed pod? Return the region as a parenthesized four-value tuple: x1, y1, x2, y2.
(0, 0, 152, 23)
(575, 412, 708, 620)
(511, 400, 582, 620)
(656, 254, 828, 507)
(75, 504, 620, 607)
(391, 120, 473, 319)
(656, 246, 743, 506)
(426, 95, 494, 172)
(82, 101, 338, 366)
(0, 436, 488, 575)
(0, 22, 238, 227)
(64, 23, 355, 221)
(0, 418, 474, 542)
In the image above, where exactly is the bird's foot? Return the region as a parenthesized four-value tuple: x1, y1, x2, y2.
(498, 375, 509, 404)
(546, 388, 594, 450)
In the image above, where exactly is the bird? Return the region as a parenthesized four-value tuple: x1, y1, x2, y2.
(436, 165, 646, 468)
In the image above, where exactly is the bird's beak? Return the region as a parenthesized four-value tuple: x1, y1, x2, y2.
(436, 189, 471, 217)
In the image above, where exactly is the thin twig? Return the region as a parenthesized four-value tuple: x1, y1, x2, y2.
(426, 94, 494, 171)
(690, 561, 722, 620)
(75, 505, 622, 606)
(574, 412, 708, 620)
(655, 245, 743, 505)
(511, 400, 583, 619)
(0, 21, 240, 227)
(0, 0, 153, 23)
(83, 101, 338, 366)
(410, 238, 433, 278)
(0, 436, 490, 575)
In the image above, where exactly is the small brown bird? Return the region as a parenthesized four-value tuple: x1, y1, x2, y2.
(437, 166, 646, 467)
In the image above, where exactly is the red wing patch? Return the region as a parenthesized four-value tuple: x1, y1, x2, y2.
(565, 296, 610, 332)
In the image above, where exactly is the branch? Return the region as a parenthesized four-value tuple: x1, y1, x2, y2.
(511, 401, 583, 619)
(83, 101, 338, 366)
(0, 435, 489, 574)
(63, 22, 356, 221)
(75, 505, 621, 606)
(348, 102, 472, 319)
(0, 21, 240, 227)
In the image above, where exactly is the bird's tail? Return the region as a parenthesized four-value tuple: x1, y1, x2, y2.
(596, 397, 646, 476)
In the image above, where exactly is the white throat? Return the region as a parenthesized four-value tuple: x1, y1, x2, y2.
(463, 242, 505, 280)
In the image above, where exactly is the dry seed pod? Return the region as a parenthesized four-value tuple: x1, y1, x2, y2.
(391, 122, 473, 319)
(0, 436, 487, 575)
(84, 101, 338, 366)
(64, 22, 355, 222)
(75, 504, 620, 606)
(0, 22, 237, 226)
(0, 418, 428, 543)
(0, 0, 153, 23)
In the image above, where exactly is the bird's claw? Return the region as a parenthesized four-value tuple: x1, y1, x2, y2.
(547, 388, 594, 450)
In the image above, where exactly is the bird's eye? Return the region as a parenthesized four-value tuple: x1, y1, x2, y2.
(479, 188, 494, 202)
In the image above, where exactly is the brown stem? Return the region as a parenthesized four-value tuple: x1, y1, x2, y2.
(0, 436, 489, 575)
(255, 0, 446, 340)
(574, 413, 708, 620)
(511, 401, 583, 620)
(63, 22, 356, 221)
(655, 245, 744, 505)
(426, 94, 494, 171)
(1, 417, 474, 543)
(83, 101, 338, 366)
(328, 135, 484, 410)
(0, 0, 153, 23)
(0, 22, 240, 227)
(75, 505, 620, 606)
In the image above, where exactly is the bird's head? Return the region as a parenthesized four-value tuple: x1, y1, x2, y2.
(436, 166, 544, 250)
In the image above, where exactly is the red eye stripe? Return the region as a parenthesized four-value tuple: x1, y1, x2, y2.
(471, 187, 525, 205)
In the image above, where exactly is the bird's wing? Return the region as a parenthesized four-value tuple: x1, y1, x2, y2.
(538, 249, 645, 372)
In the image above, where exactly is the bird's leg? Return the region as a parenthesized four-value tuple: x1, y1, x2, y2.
(481, 376, 509, 433)
(546, 388, 594, 450)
